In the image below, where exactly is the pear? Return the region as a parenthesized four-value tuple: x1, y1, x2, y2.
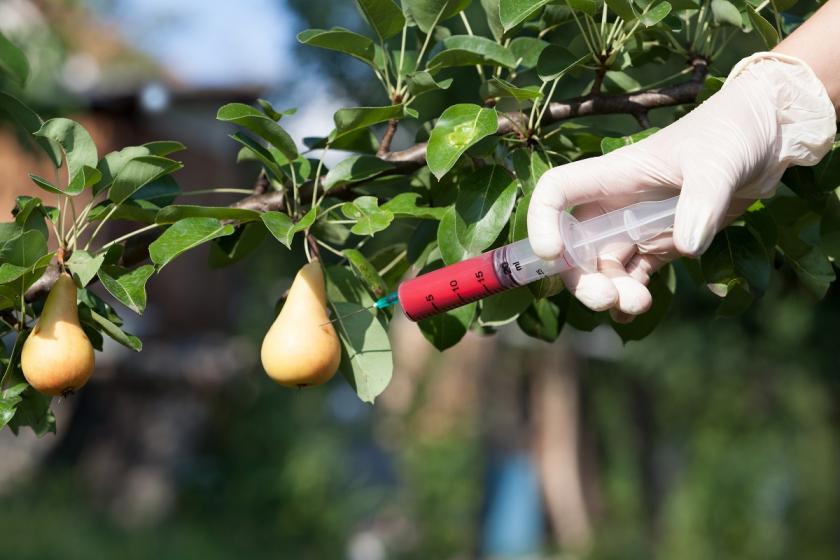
(261, 260, 341, 388)
(21, 272, 95, 396)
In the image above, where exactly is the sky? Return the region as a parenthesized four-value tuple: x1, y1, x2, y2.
(88, 0, 351, 149)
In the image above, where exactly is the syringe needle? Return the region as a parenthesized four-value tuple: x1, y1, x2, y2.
(321, 303, 378, 326)
(321, 292, 400, 326)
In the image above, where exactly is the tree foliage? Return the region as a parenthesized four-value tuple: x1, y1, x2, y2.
(0, 0, 836, 433)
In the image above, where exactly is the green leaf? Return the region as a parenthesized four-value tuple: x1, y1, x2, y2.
(436, 207, 471, 264)
(97, 265, 155, 314)
(323, 155, 395, 190)
(143, 140, 187, 156)
(406, 71, 453, 96)
(0, 262, 28, 285)
(500, 0, 553, 30)
(333, 105, 408, 138)
(612, 265, 676, 342)
(35, 118, 98, 180)
(208, 222, 267, 268)
(536, 45, 587, 81)
(357, 0, 406, 40)
(746, 5, 779, 48)
(787, 246, 835, 299)
(8, 386, 55, 437)
(696, 75, 725, 103)
(426, 103, 498, 179)
(343, 249, 389, 298)
(711, 0, 743, 27)
(217, 103, 299, 161)
(133, 176, 181, 207)
(517, 296, 565, 341)
(604, 70, 641, 92)
(0, 31, 28, 84)
(84, 308, 142, 351)
(509, 192, 531, 242)
(0, 383, 27, 429)
(487, 77, 543, 101)
(419, 300, 476, 350)
(230, 132, 285, 180)
(297, 28, 383, 69)
(109, 156, 183, 205)
(481, 0, 505, 40)
(381, 192, 447, 220)
(304, 128, 380, 154)
(66, 165, 102, 196)
(414, 260, 476, 349)
(0, 230, 47, 269)
(606, 0, 638, 20)
(331, 301, 393, 403)
(600, 127, 659, 153)
(28, 174, 63, 196)
(149, 218, 236, 270)
(155, 205, 261, 224)
(509, 37, 549, 69)
(326, 266, 376, 307)
(512, 149, 550, 195)
(480, 286, 533, 326)
(702, 226, 771, 296)
(640, 1, 671, 26)
(814, 141, 840, 192)
(0, 92, 61, 166)
(438, 165, 517, 264)
(66, 250, 105, 288)
(261, 208, 317, 249)
(14, 197, 47, 239)
(404, 0, 472, 33)
(428, 35, 516, 71)
(342, 196, 395, 236)
(96, 146, 155, 193)
(255, 99, 284, 121)
(567, 0, 598, 15)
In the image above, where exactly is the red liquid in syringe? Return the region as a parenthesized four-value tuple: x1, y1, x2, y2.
(398, 252, 505, 321)
(394, 197, 681, 322)
(397, 240, 576, 321)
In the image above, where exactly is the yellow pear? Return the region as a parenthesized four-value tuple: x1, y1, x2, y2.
(21, 272, 95, 396)
(261, 260, 341, 388)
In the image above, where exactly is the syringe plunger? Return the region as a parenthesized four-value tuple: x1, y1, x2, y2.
(395, 197, 679, 321)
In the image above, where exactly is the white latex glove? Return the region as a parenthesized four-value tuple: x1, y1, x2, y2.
(528, 52, 837, 320)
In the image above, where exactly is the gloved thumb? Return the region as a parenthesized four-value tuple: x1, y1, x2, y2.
(673, 155, 735, 257)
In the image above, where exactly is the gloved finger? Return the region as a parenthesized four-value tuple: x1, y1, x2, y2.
(608, 251, 668, 324)
(610, 308, 635, 324)
(528, 150, 661, 260)
(673, 148, 736, 257)
(625, 252, 673, 285)
(599, 255, 653, 316)
(557, 267, 619, 312)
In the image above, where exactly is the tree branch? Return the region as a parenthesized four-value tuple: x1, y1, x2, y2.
(377, 118, 399, 156)
(23, 59, 708, 303)
(24, 189, 290, 303)
(383, 58, 709, 167)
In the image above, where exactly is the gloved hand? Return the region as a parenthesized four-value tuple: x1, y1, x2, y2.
(528, 52, 837, 321)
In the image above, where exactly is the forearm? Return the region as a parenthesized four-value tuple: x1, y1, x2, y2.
(774, 0, 840, 117)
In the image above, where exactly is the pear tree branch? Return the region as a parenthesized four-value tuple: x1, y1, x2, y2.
(22, 59, 709, 303)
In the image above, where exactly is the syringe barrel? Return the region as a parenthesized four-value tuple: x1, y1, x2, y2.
(397, 240, 576, 322)
(398, 251, 506, 321)
(397, 197, 678, 321)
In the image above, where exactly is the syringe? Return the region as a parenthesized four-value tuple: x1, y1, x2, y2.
(365, 197, 679, 322)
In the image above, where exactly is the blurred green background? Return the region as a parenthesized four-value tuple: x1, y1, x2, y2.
(1, 1, 839, 559)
